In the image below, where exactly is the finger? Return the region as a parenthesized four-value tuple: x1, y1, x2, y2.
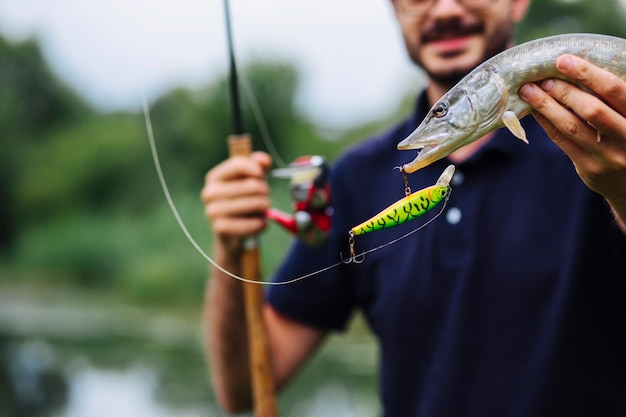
(211, 215, 268, 238)
(202, 153, 271, 203)
(521, 82, 626, 200)
(201, 176, 270, 205)
(205, 195, 270, 220)
(206, 153, 271, 184)
(519, 82, 590, 158)
(205, 194, 270, 239)
(555, 54, 626, 116)
(250, 151, 273, 171)
(538, 78, 626, 149)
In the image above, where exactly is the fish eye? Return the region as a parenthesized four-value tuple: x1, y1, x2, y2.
(432, 102, 448, 118)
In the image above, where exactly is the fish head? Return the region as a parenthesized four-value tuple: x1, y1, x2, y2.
(398, 68, 508, 173)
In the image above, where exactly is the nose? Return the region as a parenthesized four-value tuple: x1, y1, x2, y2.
(428, 0, 467, 18)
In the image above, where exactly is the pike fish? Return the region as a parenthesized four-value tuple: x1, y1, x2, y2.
(397, 33, 626, 173)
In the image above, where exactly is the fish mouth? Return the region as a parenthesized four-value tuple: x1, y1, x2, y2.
(398, 128, 454, 174)
(400, 145, 446, 174)
(397, 130, 455, 174)
(397, 131, 450, 150)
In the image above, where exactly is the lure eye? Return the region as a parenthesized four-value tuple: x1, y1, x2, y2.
(432, 102, 448, 118)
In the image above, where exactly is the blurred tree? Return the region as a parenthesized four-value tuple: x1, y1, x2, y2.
(15, 115, 153, 221)
(0, 36, 86, 136)
(0, 35, 89, 249)
(517, 0, 626, 42)
(4, 0, 626, 296)
(148, 59, 329, 183)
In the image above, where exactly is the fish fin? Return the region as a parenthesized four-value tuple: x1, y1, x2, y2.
(502, 110, 528, 144)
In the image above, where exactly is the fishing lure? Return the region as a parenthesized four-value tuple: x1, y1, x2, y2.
(144, 97, 454, 284)
(348, 164, 455, 260)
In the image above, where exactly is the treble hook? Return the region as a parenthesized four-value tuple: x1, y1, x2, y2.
(342, 231, 365, 264)
(394, 166, 412, 196)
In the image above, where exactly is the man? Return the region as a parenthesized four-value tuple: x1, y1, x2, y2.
(202, 0, 626, 415)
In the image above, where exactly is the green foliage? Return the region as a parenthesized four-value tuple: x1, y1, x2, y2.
(0, 36, 91, 248)
(0, 34, 340, 305)
(2, 0, 626, 303)
(517, 0, 626, 42)
(0, 37, 86, 138)
(16, 115, 155, 221)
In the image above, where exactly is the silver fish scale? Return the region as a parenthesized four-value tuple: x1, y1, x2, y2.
(489, 33, 626, 88)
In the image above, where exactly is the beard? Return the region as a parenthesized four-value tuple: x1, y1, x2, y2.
(427, 66, 476, 88)
(411, 18, 513, 89)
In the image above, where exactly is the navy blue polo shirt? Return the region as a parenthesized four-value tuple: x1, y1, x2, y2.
(267, 93, 626, 417)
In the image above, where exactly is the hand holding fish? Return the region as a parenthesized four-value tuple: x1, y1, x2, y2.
(396, 34, 626, 233)
(519, 54, 626, 232)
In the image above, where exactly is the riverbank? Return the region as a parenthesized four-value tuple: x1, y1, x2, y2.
(0, 283, 379, 416)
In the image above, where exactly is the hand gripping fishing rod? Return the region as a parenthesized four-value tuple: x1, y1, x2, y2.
(222, 1, 277, 416)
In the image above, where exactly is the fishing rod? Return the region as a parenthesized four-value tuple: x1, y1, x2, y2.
(221, 0, 277, 415)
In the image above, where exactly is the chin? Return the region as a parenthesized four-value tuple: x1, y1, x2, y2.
(421, 47, 485, 84)
(426, 59, 480, 85)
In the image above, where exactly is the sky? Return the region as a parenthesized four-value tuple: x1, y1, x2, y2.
(0, 0, 424, 128)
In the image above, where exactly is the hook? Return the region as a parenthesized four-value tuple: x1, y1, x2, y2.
(394, 166, 412, 196)
(342, 231, 365, 264)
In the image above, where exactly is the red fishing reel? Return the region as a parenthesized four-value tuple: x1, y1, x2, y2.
(266, 155, 332, 247)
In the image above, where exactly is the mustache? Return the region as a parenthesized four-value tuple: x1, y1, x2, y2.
(421, 20, 484, 43)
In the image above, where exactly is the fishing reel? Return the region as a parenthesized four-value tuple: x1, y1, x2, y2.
(266, 155, 333, 247)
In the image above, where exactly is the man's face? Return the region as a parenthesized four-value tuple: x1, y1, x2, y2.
(393, 0, 528, 88)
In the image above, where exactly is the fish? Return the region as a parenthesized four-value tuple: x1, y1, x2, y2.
(397, 33, 626, 173)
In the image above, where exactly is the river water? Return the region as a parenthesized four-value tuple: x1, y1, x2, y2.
(0, 287, 379, 417)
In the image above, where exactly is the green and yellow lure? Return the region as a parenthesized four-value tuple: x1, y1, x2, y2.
(350, 164, 455, 237)
(345, 164, 454, 263)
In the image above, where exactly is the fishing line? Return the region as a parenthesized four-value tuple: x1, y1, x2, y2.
(142, 95, 449, 285)
(239, 69, 287, 168)
(344, 193, 450, 263)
